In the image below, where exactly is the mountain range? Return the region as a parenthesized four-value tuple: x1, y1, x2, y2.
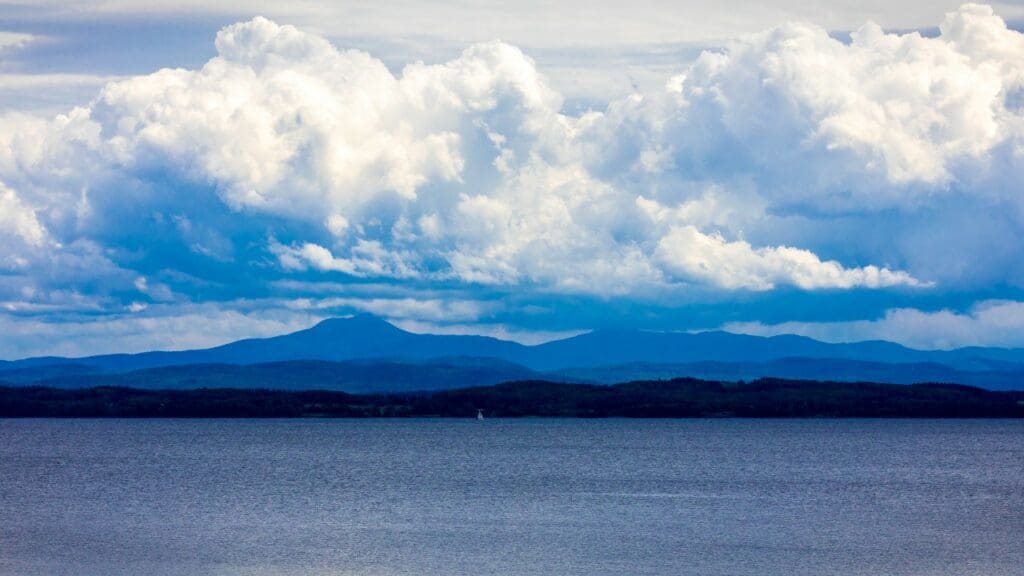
(2, 314, 1023, 391)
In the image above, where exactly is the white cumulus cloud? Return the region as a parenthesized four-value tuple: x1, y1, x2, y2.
(0, 182, 47, 248)
(655, 225, 925, 290)
(6, 5, 1024, 321)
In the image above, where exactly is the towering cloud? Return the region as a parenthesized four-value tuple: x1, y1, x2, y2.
(0, 4, 1022, 355)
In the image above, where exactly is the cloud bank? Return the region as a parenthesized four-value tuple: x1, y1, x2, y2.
(0, 4, 1022, 355)
(725, 299, 1024, 350)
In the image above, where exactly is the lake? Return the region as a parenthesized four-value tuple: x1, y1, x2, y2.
(1, 419, 1022, 576)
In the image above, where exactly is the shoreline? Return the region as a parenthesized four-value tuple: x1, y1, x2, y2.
(3, 378, 1023, 419)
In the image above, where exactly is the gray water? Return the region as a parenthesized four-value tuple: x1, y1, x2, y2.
(1, 419, 1022, 576)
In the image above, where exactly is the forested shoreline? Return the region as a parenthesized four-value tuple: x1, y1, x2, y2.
(2, 377, 1022, 418)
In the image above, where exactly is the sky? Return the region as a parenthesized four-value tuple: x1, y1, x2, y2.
(1, 1, 1024, 358)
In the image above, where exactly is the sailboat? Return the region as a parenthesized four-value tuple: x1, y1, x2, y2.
(477, 409, 485, 420)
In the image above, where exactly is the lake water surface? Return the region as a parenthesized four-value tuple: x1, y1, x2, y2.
(1, 419, 1022, 576)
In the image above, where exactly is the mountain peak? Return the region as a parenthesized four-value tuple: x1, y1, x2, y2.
(310, 314, 404, 334)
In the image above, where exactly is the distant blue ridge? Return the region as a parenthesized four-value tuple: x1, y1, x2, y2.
(1, 314, 1023, 391)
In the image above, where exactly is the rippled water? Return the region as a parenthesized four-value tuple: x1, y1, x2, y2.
(1, 419, 1022, 576)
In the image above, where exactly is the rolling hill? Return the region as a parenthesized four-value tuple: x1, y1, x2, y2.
(2, 314, 1023, 391)
(14, 357, 549, 394)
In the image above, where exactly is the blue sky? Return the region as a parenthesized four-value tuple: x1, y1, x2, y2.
(1, 1, 1024, 358)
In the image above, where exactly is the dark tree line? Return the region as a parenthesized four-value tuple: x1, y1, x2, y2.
(2, 377, 1023, 418)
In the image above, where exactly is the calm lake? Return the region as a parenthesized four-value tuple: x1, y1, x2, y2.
(1, 419, 1022, 576)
